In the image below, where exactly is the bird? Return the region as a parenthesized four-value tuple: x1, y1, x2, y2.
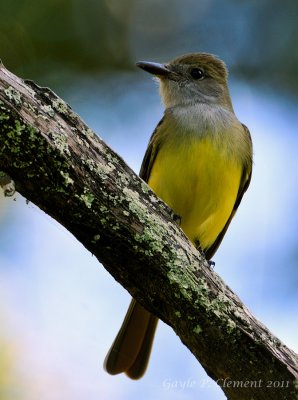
(104, 52, 253, 380)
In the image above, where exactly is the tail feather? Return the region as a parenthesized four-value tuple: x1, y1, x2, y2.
(125, 313, 158, 379)
(104, 299, 158, 378)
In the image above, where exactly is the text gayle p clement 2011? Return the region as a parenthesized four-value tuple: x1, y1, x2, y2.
(162, 377, 292, 391)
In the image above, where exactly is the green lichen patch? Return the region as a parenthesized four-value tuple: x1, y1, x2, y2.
(226, 319, 236, 333)
(0, 109, 76, 197)
(80, 156, 115, 181)
(193, 325, 203, 334)
(49, 131, 71, 156)
(82, 128, 95, 138)
(77, 189, 95, 209)
(4, 120, 29, 155)
(52, 98, 68, 114)
(121, 186, 174, 258)
(25, 102, 38, 115)
(117, 171, 130, 186)
(106, 152, 118, 164)
(141, 182, 150, 194)
(40, 104, 55, 117)
(96, 161, 115, 178)
(60, 171, 74, 186)
(135, 224, 165, 256)
(91, 234, 101, 243)
(123, 188, 145, 220)
(0, 113, 10, 122)
(4, 86, 22, 106)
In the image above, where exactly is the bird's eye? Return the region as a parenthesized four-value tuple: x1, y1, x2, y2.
(190, 68, 205, 80)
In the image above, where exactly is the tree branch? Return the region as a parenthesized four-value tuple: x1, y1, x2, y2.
(0, 62, 297, 400)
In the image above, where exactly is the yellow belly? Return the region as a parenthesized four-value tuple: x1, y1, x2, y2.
(148, 138, 242, 250)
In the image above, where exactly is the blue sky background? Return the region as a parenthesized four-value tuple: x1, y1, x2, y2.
(0, 1, 297, 399)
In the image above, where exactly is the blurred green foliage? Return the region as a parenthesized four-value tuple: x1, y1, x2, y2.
(0, 0, 133, 80)
(0, 0, 298, 93)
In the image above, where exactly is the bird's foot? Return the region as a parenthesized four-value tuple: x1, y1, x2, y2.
(195, 239, 215, 268)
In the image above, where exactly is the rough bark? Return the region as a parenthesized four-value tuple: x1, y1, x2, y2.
(0, 62, 297, 400)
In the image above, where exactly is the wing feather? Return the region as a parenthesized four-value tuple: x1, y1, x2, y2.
(139, 117, 165, 182)
(205, 124, 252, 259)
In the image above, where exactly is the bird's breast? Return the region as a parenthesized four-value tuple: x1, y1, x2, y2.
(148, 130, 243, 250)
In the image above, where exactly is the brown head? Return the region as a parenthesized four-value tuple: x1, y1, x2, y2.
(137, 53, 233, 110)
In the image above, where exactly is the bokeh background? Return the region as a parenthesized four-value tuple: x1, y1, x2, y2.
(0, 1, 297, 399)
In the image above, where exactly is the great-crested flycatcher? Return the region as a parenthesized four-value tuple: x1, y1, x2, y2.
(104, 52, 253, 379)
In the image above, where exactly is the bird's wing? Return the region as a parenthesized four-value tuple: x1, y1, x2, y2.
(204, 124, 253, 260)
(139, 117, 165, 182)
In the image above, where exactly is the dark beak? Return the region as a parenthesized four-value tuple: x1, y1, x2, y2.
(136, 61, 172, 77)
